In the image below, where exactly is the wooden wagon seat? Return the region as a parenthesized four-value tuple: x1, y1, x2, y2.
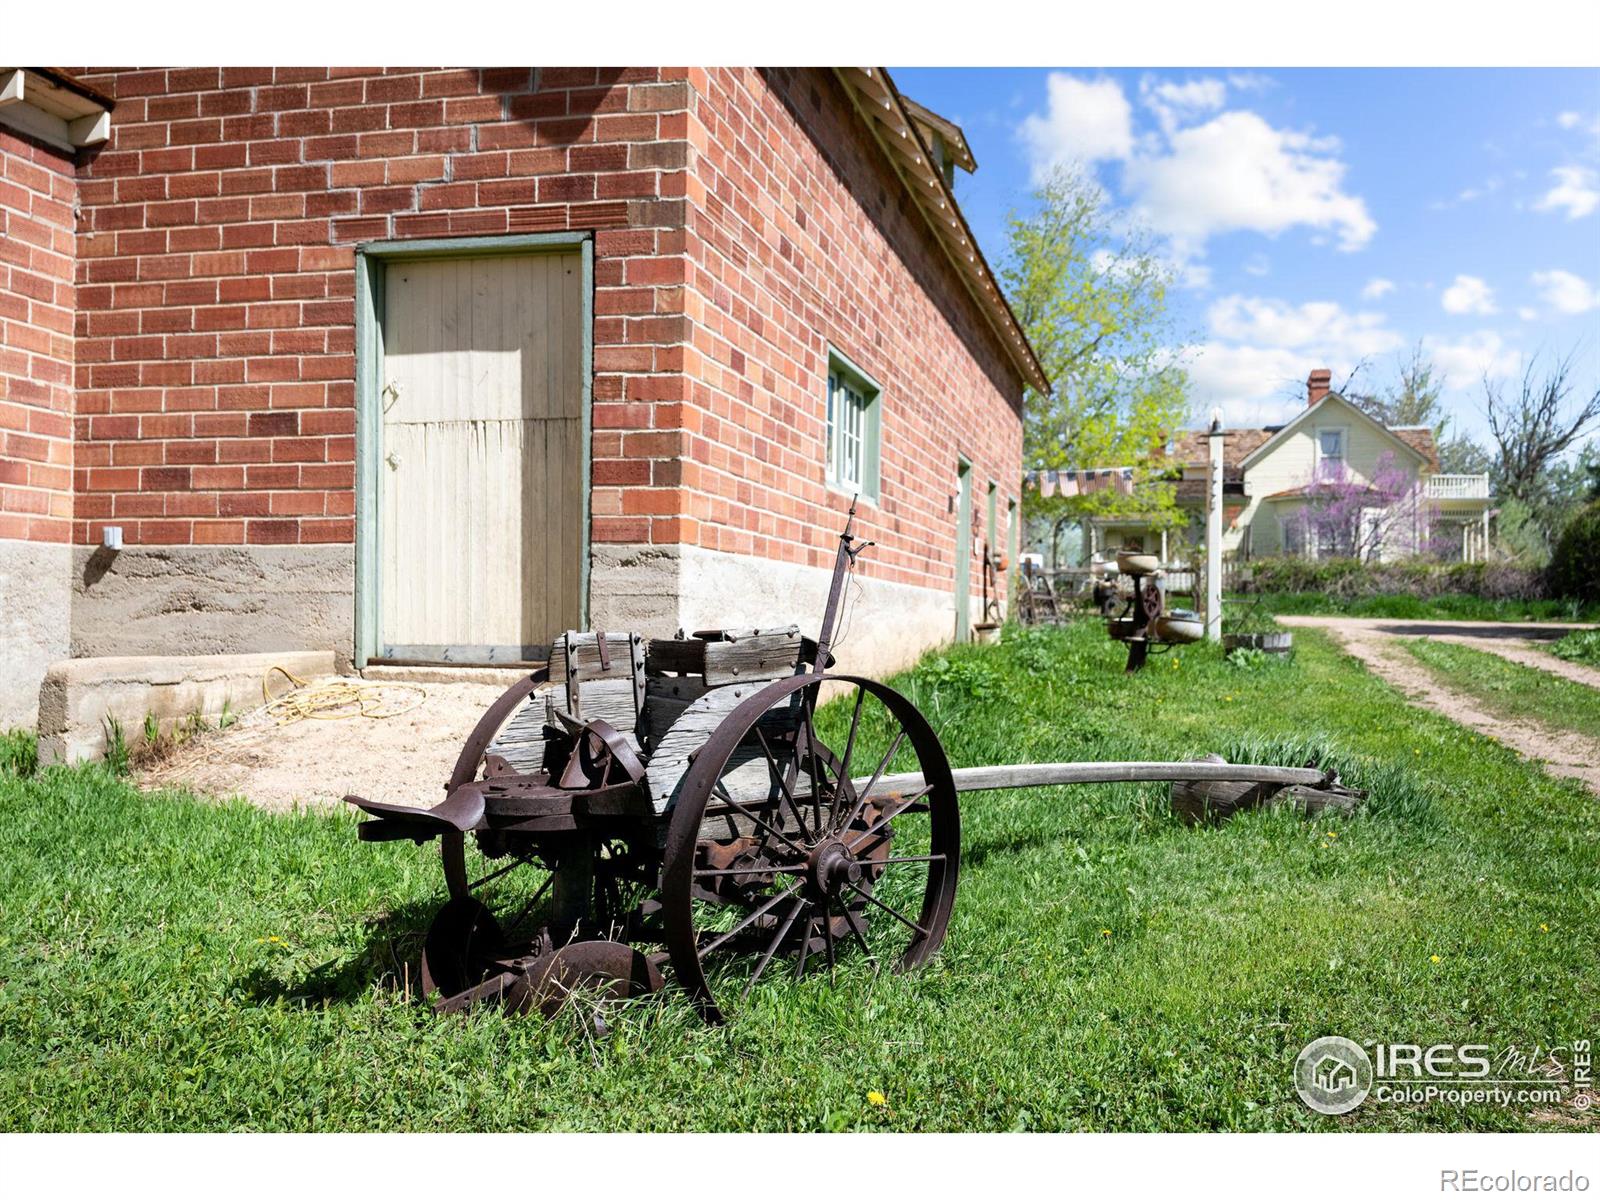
(348, 625, 808, 834)
(486, 626, 806, 774)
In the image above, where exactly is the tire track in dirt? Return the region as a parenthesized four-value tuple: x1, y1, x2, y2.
(1427, 635, 1600, 691)
(1279, 616, 1600, 796)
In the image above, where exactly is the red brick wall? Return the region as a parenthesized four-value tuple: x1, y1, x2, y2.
(0, 129, 77, 545)
(622, 68, 1024, 600)
(69, 67, 694, 549)
(67, 66, 1024, 610)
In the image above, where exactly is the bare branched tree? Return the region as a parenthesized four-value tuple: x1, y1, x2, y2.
(1483, 350, 1600, 504)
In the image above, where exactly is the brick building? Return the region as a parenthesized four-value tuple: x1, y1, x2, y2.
(0, 66, 1044, 731)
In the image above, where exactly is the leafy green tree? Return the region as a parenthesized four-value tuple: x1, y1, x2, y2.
(1490, 445, 1599, 565)
(1549, 501, 1600, 602)
(1000, 166, 1191, 552)
(1438, 435, 1494, 476)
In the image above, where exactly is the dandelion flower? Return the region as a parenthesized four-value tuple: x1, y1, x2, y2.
(867, 1090, 887, 1107)
(1430, 954, 1441, 964)
(1539, 923, 1549, 933)
(1100, 929, 1112, 938)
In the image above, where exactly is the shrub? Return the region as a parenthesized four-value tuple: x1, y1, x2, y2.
(1548, 502, 1600, 603)
(1238, 555, 1548, 602)
(1220, 603, 1282, 636)
(1550, 628, 1600, 666)
(914, 654, 999, 699)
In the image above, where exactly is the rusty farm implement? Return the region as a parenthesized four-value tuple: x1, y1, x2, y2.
(346, 505, 1356, 1024)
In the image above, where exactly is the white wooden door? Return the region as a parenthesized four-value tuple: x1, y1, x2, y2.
(378, 252, 584, 663)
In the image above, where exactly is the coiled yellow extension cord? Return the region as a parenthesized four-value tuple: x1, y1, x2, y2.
(261, 666, 427, 726)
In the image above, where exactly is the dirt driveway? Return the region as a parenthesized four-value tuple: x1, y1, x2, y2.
(1278, 616, 1600, 795)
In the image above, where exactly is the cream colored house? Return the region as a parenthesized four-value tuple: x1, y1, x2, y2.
(1090, 369, 1493, 564)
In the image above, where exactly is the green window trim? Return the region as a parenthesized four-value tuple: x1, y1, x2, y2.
(824, 348, 882, 503)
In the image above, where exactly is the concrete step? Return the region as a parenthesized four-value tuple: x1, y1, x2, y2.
(38, 649, 336, 765)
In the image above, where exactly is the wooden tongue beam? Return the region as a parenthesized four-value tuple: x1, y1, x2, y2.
(859, 760, 1330, 798)
(709, 759, 1333, 810)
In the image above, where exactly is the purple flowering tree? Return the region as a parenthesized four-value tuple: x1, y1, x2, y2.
(1285, 452, 1423, 561)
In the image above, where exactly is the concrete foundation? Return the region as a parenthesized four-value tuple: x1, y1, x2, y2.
(71, 544, 355, 671)
(0, 538, 72, 730)
(37, 648, 337, 764)
(589, 542, 954, 680)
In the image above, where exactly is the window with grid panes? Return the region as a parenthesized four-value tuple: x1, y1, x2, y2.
(825, 351, 881, 501)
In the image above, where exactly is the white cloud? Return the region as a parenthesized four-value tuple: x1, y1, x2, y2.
(1518, 306, 1539, 321)
(1361, 277, 1395, 300)
(1186, 343, 1311, 426)
(1226, 72, 1275, 93)
(1243, 253, 1270, 277)
(1533, 166, 1600, 219)
(1208, 295, 1401, 357)
(1185, 294, 1405, 421)
(1423, 332, 1520, 384)
(1123, 110, 1376, 256)
(1018, 74, 1133, 178)
(1556, 111, 1582, 129)
(1531, 268, 1600, 315)
(1017, 77, 1375, 262)
(1140, 76, 1227, 135)
(1441, 275, 1497, 316)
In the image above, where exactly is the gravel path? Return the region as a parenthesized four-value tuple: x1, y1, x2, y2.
(1278, 616, 1600, 795)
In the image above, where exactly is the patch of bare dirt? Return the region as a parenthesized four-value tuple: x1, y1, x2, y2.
(137, 675, 512, 813)
(1279, 616, 1600, 795)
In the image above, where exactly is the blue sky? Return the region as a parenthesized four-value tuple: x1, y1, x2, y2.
(893, 68, 1600, 444)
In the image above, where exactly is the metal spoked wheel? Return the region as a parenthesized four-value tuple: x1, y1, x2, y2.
(661, 673, 960, 1023)
(425, 831, 560, 999)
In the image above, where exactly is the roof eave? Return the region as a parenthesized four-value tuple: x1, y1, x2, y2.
(1237, 393, 1429, 472)
(832, 67, 1049, 394)
(899, 95, 978, 172)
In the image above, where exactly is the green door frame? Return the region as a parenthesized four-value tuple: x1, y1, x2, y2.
(353, 232, 595, 668)
(954, 458, 972, 642)
(1006, 495, 1019, 616)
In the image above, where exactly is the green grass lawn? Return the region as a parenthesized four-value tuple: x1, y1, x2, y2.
(1405, 639, 1600, 742)
(1552, 628, 1600, 667)
(1244, 591, 1600, 623)
(2, 622, 1597, 1132)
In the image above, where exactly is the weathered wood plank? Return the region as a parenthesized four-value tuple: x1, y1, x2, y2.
(645, 683, 804, 813)
(485, 685, 557, 772)
(639, 675, 711, 753)
(703, 629, 804, 686)
(551, 631, 644, 684)
(645, 637, 704, 677)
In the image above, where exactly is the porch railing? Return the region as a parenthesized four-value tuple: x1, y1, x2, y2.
(1423, 473, 1490, 500)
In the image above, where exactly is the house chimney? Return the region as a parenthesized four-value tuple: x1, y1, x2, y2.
(1307, 368, 1332, 407)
